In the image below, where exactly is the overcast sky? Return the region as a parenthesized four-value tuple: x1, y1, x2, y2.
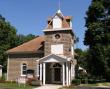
(0, 0, 91, 50)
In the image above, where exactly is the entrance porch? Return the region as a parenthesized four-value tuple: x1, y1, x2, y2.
(38, 54, 75, 86)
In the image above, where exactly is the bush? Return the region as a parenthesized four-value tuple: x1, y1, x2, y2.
(0, 74, 6, 83)
(88, 79, 96, 84)
(30, 80, 41, 86)
(27, 78, 41, 86)
(71, 79, 81, 85)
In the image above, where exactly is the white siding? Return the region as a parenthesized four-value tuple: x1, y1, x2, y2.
(53, 16, 62, 28)
(0, 68, 2, 77)
(51, 44, 63, 55)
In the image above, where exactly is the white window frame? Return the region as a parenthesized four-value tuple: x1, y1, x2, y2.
(21, 63, 27, 76)
(51, 44, 63, 55)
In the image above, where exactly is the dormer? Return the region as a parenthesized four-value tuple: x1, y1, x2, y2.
(45, 10, 72, 30)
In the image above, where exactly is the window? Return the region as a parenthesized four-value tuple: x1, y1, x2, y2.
(21, 63, 27, 76)
(55, 34, 61, 39)
(51, 44, 63, 55)
(53, 16, 62, 28)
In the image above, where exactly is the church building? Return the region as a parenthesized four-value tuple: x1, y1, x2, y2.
(6, 9, 76, 86)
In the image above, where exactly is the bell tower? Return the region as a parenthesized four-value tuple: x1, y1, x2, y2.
(43, 10, 74, 57)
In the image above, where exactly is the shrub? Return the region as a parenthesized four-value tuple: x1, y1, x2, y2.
(27, 78, 41, 86)
(0, 74, 6, 83)
(87, 79, 96, 84)
(30, 80, 41, 86)
(71, 79, 81, 85)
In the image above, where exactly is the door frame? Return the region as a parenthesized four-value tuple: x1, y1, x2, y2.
(51, 63, 62, 83)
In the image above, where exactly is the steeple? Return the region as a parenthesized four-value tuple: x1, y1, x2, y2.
(44, 0, 73, 30)
(57, 9, 62, 14)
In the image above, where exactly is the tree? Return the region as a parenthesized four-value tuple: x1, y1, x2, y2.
(0, 15, 17, 71)
(75, 48, 88, 70)
(0, 15, 37, 72)
(16, 34, 36, 45)
(84, 0, 110, 80)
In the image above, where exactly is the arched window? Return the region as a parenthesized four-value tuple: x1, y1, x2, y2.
(21, 63, 27, 76)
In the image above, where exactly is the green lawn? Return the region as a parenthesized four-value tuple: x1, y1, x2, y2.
(80, 82, 110, 87)
(59, 82, 110, 89)
(0, 83, 36, 89)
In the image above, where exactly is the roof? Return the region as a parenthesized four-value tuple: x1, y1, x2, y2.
(38, 54, 68, 63)
(46, 10, 72, 29)
(47, 10, 72, 21)
(7, 36, 45, 54)
(47, 16, 72, 21)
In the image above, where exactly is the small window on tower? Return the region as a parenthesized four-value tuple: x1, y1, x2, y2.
(55, 34, 61, 39)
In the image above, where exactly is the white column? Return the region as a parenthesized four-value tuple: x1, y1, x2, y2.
(40, 63, 42, 85)
(7, 56, 9, 81)
(62, 62, 65, 86)
(71, 63, 72, 80)
(66, 62, 69, 86)
(71, 64, 75, 80)
(68, 63, 71, 85)
(43, 63, 46, 85)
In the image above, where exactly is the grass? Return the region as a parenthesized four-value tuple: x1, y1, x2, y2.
(80, 82, 110, 87)
(59, 82, 110, 89)
(0, 82, 36, 89)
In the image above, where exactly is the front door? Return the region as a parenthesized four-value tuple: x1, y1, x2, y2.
(54, 68, 61, 82)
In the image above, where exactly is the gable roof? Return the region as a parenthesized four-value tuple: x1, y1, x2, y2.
(45, 10, 72, 30)
(47, 16, 72, 21)
(39, 54, 68, 63)
(7, 36, 45, 54)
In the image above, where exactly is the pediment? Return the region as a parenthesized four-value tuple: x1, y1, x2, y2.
(39, 54, 67, 63)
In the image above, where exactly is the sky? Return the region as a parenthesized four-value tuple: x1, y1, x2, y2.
(0, 0, 91, 50)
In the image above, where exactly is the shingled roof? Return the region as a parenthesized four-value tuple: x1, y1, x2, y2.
(7, 36, 45, 54)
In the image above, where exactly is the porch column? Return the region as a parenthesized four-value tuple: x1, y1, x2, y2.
(66, 62, 69, 86)
(62, 62, 65, 86)
(43, 63, 46, 85)
(68, 63, 71, 86)
(40, 63, 42, 85)
(71, 63, 72, 80)
(71, 64, 75, 80)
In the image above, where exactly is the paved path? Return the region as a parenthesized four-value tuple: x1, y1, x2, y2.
(34, 84, 62, 89)
(33, 85, 110, 89)
(76, 86, 110, 89)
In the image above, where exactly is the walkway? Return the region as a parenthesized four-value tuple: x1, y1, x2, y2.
(76, 86, 110, 89)
(34, 84, 62, 89)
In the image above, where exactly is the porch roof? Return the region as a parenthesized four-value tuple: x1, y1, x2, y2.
(38, 54, 70, 63)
